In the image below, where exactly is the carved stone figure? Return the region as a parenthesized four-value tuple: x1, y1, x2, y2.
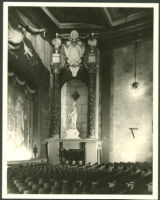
(64, 102, 81, 139)
(63, 30, 85, 77)
(68, 102, 78, 129)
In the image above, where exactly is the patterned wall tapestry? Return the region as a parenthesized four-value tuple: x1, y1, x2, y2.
(8, 73, 35, 161)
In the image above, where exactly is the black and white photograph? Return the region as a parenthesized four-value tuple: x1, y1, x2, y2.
(2, 2, 159, 199)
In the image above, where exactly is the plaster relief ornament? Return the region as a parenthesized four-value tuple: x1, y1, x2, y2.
(63, 30, 85, 77)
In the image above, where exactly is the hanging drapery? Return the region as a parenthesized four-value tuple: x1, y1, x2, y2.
(8, 9, 46, 67)
(7, 74, 35, 161)
(15, 10, 46, 36)
(8, 23, 36, 66)
(8, 71, 36, 93)
(8, 9, 46, 54)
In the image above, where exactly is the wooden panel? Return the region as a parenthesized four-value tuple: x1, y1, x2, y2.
(25, 30, 53, 70)
(44, 40, 53, 70)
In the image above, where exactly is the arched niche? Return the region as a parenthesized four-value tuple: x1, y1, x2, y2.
(61, 79, 88, 139)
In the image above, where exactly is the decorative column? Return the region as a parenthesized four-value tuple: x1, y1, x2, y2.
(49, 34, 61, 137)
(87, 34, 97, 138)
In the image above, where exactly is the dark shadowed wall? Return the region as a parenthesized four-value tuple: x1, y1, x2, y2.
(25, 32, 52, 158)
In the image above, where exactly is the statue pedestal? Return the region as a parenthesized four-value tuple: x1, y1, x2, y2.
(47, 138, 102, 164)
(64, 128, 80, 139)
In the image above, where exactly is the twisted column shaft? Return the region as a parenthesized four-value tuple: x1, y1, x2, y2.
(88, 64, 96, 138)
(49, 64, 61, 137)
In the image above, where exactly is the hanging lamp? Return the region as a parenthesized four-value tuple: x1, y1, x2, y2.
(131, 40, 140, 89)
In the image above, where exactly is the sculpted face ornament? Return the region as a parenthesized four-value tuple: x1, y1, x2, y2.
(63, 30, 85, 77)
(70, 30, 79, 42)
(51, 31, 97, 76)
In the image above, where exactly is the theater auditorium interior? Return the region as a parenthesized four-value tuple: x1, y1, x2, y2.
(6, 5, 154, 195)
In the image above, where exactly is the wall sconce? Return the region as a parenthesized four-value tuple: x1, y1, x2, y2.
(131, 40, 140, 89)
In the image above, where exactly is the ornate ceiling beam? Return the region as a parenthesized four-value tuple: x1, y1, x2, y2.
(103, 8, 152, 27)
(99, 21, 153, 50)
(92, 8, 111, 28)
(41, 7, 61, 28)
(15, 7, 59, 37)
(112, 26, 153, 49)
(103, 8, 113, 27)
(99, 16, 153, 39)
(41, 7, 105, 31)
(60, 23, 106, 30)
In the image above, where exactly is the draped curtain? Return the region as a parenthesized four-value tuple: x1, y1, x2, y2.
(8, 73, 35, 161)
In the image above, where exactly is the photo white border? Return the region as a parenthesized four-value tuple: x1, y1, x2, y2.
(2, 2, 159, 200)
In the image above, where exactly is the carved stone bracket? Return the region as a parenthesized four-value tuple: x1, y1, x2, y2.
(62, 30, 85, 77)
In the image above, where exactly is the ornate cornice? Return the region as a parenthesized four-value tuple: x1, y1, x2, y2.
(99, 19, 153, 50)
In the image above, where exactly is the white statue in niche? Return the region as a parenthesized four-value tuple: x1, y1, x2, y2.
(68, 101, 78, 129)
(64, 101, 81, 139)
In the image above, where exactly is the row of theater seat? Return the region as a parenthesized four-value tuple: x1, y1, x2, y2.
(7, 161, 152, 194)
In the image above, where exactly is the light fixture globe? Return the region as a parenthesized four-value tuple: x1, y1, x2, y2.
(131, 40, 140, 89)
(131, 81, 140, 89)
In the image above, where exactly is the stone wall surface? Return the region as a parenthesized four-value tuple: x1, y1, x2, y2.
(110, 39, 153, 162)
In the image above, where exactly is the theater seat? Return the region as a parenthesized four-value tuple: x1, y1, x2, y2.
(24, 190, 34, 194)
(7, 161, 152, 195)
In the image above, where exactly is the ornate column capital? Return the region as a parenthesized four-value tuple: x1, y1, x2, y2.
(87, 34, 97, 76)
(50, 33, 62, 74)
(87, 33, 97, 64)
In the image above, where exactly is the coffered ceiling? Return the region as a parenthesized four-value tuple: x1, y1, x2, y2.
(43, 7, 152, 30)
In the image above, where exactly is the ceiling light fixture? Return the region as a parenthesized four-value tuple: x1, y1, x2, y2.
(131, 40, 140, 89)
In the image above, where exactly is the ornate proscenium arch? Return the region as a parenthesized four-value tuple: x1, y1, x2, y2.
(49, 30, 98, 139)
